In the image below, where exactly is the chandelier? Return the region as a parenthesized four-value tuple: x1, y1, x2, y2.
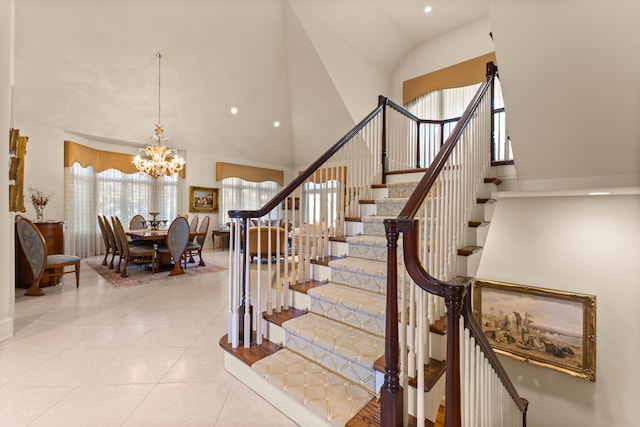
(133, 52, 185, 178)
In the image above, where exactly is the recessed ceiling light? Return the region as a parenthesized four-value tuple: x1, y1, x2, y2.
(230, 107, 238, 114)
(273, 121, 280, 128)
(424, 6, 433, 13)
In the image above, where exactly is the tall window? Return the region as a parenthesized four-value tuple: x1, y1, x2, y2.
(406, 83, 482, 120)
(405, 79, 510, 162)
(64, 163, 184, 257)
(303, 181, 340, 227)
(219, 177, 280, 226)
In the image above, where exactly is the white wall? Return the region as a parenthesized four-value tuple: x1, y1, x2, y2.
(476, 195, 640, 427)
(391, 17, 495, 104)
(0, 0, 14, 343)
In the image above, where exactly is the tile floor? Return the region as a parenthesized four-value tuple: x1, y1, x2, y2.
(0, 249, 297, 427)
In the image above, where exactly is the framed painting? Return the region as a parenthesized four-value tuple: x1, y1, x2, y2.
(189, 186, 219, 213)
(281, 197, 300, 210)
(472, 279, 596, 381)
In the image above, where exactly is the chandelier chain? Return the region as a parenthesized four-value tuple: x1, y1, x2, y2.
(157, 51, 162, 126)
(132, 51, 185, 178)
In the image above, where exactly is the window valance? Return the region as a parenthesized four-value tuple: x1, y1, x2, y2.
(216, 162, 284, 186)
(64, 140, 185, 177)
(403, 52, 497, 105)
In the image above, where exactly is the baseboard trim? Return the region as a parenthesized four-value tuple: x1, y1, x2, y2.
(0, 316, 14, 343)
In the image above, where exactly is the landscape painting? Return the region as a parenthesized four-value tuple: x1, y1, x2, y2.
(472, 279, 596, 381)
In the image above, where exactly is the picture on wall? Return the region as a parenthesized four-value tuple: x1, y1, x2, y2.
(472, 279, 596, 381)
(189, 186, 219, 213)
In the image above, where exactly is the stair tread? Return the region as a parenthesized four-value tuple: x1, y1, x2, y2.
(329, 256, 388, 277)
(283, 313, 385, 367)
(263, 306, 306, 326)
(308, 283, 386, 316)
(218, 334, 280, 367)
(310, 255, 343, 266)
(458, 245, 482, 256)
(252, 348, 375, 427)
(345, 234, 388, 247)
(290, 279, 327, 294)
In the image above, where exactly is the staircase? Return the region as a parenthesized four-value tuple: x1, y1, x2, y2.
(221, 62, 527, 426)
(220, 169, 502, 426)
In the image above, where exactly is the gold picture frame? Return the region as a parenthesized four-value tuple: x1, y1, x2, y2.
(472, 279, 596, 382)
(189, 186, 218, 213)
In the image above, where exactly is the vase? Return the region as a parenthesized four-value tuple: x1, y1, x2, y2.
(35, 205, 45, 222)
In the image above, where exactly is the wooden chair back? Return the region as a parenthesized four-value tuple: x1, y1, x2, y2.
(16, 215, 81, 296)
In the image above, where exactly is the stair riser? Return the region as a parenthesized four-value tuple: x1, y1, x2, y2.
(362, 219, 386, 237)
(309, 297, 385, 337)
(407, 374, 446, 423)
(330, 269, 387, 294)
(375, 199, 408, 216)
(472, 201, 496, 222)
(386, 183, 419, 198)
(285, 334, 378, 391)
(386, 172, 425, 183)
(345, 220, 363, 236)
(457, 250, 482, 277)
(465, 223, 490, 247)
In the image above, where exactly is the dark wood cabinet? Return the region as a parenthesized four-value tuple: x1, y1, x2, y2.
(15, 221, 64, 288)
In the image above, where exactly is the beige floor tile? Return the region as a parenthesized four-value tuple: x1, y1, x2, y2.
(0, 250, 296, 426)
(0, 386, 72, 427)
(122, 382, 229, 427)
(29, 384, 153, 427)
(214, 381, 298, 427)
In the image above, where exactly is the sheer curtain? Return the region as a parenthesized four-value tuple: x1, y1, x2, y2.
(406, 83, 482, 120)
(65, 162, 184, 257)
(219, 177, 280, 226)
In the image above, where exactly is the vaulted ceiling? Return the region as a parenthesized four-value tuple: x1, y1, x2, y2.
(13, 0, 640, 190)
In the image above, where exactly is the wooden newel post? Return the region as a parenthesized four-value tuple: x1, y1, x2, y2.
(443, 285, 466, 427)
(381, 219, 402, 427)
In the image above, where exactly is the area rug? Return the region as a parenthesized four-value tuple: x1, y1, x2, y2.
(85, 257, 226, 288)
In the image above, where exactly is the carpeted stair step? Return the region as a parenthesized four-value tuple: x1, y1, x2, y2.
(283, 313, 384, 392)
(328, 256, 388, 294)
(346, 235, 394, 262)
(375, 197, 409, 216)
(386, 181, 420, 198)
(308, 283, 386, 336)
(251, 348, 375, 427)
(361, 216, 393, 237)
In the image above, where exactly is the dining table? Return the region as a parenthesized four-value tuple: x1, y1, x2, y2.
(126, 228, 206, 271)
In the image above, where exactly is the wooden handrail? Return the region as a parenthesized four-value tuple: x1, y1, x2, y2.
(462, 294, 529, 413)
(398, 62, 497, 221)
(228, 99, 385, 220)
(383, 62, 527, 426)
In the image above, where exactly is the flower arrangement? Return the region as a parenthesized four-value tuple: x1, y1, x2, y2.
(28, 186, 53, 221)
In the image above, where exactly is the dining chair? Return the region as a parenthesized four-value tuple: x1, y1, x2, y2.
(185, 215, 210, 266)
(16, 215, 81, 296)
(188, 215, 199, 235)
(97, 215, 112, 266)
(112, 216, 156, 277)
(110, 216, 125, 273)
(129, 214, 147, 230)
(101, 215, 119, 269)
(127, 214, 148, 246)
(157, 216, 189, 276)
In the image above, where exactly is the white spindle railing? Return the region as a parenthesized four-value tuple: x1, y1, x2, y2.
(225, 62, 526, 426)
(227, 105, 385, 348)
(460, 322, 525, 427)
(384, 63, 527, 426)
